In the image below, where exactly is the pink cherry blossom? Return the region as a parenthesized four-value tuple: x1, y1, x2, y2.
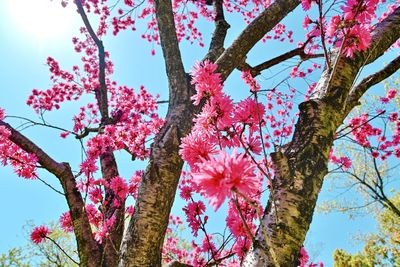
(190, 60, 223, 106)
(180, 131, 217, 171)
(31, 225, 51, 244)
(110, 176, 129, 200)
(300, 0, 315, 11)
(183, 200, 206, 237)
(192, 150, 260, 210)
(387, 88, 397, 99)
(60, 212, 74, 232)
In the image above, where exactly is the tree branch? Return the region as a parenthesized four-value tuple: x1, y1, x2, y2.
(75, 2, 124, 265)
(119, 0, 195, 265)
(0, 120, 101, 267)
(205, 0, 230, 61)
(153, 0, 188, 105)
(215, 0, 300, 80)
(345, 54, 400, 113)
(75, 0, 109, 120)
(237, 43, 323, 76)
(243, 6, 400, 266)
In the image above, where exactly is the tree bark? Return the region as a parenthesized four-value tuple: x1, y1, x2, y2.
(118, 1, 302, 266)
(243, 6, 400, 266)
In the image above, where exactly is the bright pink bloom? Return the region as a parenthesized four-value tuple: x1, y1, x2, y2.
(298, 246, 324, 267)
(89, 187, 104, 204)
(110, 176, 129, 200)
(340, 25, 372, 58)
(226, 198, 258, 238)
(371, 151, 380, 158)
(31, 226, 51, 244)
(233, 97, 265, 126)
(241, 70, 260, 92)
(190, 60, 223, 105)
(341, 0, 378, 23)
(60, 131, 70, 138)
(302, 15, 312, 29)
(300, 0, 315, 11)
(60, 212, 74, 232)
(387, 89, 397, 99)
(192, 150, 259, 210)
(180, 131, 216, 170)
(80, 159, 98, 177)
(389, 112, 398, 122)
(183, 200, 206, 236)
(330, 154, 352, 171)
(326, 16, 341, 37)
(129, 171, 143, 199)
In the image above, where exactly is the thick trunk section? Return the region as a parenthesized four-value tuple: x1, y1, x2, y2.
(243, 100, 344, 266)
(118, 100, 196, 266)
(118, 0, 195, 265)
(243, 7, 400, 266)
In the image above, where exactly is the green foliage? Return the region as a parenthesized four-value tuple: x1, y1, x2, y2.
(0, 248, 31, 267)
(333, 194, 400, 267)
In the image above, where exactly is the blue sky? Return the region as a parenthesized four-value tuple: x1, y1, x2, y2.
(0, 0, 394, 265)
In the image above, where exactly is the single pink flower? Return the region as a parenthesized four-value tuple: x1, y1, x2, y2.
(301, 0, 315, 11)
(387, 89, 397, 99)
(60, 212, 74, 232)
(31, 225, 51, 244)
(179, 131, 216, 171)
(192, 150, 259, 210)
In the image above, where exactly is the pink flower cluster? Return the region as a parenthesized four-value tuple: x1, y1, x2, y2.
(191, 60, 223, 105)
(0, 115, 39, 179)
(300, 0, 316, 11)
(224, 0, 272, 24)
(31, 225, 51, 244)
(325, 0, 382, 57)
(112, 0, 211, 49)
(192, 150, 260, 210)
(348, 113, 383, 147)
(241, 71, 260, 92)
(330, 152, 352, 171)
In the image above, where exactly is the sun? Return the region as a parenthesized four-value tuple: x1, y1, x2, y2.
(7, 0, 77, 41)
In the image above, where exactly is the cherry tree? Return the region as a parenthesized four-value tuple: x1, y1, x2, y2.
(0, 0, 400, 266)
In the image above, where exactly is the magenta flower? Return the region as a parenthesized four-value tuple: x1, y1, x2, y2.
(60, 212, 74, 233)
(31, 225, 51, 244)
(192, 150, 260, 210)
(179, 131, 216, 171)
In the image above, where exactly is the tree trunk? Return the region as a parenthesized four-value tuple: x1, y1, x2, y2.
(243, 7, 400, 266)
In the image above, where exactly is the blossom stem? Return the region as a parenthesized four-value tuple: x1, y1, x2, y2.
(234, 189, 279, 267)
(232, 192, 256, 243)
(46, 236, 80, 265)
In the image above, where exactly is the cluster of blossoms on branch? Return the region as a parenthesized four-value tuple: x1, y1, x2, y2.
(0, 108, 38, 179)
(0, 0, 399, 265)
(300, 0, 400, 58)
(175, 60, 328, 264)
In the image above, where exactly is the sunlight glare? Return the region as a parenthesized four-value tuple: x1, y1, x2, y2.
(7, 0, 77, 41)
